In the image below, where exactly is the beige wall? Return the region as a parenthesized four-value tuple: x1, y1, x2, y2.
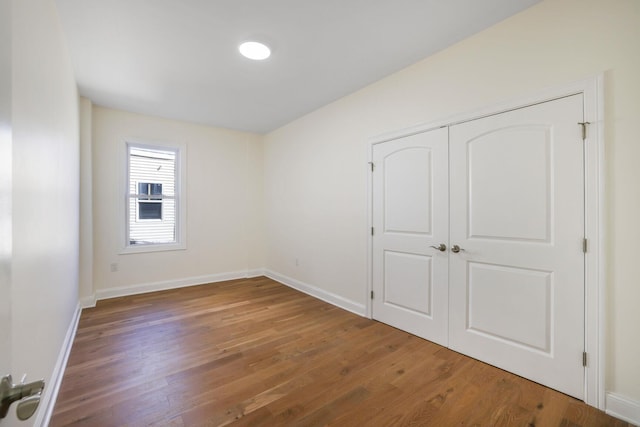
(10, 0, 80, 425)
(91, 107, 264, 294)
(263, 0, 640, 405)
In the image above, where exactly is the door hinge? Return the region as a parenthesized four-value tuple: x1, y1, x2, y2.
(583, 351, 588, 367)
(371, 227, 374, 236)
(578, 122, 591, 140)
(371, 290, 374, 300)
(368, 161, 375, 172)
(583, 238, 588, 253)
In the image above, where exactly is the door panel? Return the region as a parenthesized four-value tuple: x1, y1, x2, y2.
(467, 262, 552, 352)
(383, 149, 432, 234)
(467, 125, 551, 242)
(384, 251, 432, 315)
(372, 127, 449, 346)
(449, 94, 585, 399)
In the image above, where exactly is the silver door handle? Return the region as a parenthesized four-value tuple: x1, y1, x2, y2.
(0, 375, 44, 420)
(451, 245, 465, 253)
(430, 243, 447, 252)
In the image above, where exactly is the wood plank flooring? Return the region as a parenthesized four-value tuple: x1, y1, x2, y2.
(51, 277, 628, 426)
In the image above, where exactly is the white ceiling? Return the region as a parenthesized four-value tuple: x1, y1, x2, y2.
(55, 0, 540, 134)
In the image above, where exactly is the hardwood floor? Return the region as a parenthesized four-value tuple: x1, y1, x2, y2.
(51, 277, 628, 426)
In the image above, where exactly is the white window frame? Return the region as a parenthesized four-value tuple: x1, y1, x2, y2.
(120, 139, 187, 254)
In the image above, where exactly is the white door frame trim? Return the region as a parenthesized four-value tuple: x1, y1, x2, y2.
(366, 75, 604, 409)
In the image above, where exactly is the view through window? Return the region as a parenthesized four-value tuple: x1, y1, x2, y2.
(127, 145, 178, 246)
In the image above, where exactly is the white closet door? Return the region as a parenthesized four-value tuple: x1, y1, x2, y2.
(371, 127, 449, 346)
(448, 94, 585, 399)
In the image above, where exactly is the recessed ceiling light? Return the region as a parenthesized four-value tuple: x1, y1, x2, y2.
(239, 41, 271, 60)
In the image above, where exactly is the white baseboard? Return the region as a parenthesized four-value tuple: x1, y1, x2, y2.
(80, 294, 97, 309)
(246, 268, 266, 278)
(264, 270, 366, 317)
(606, 392, 640, 426)
(93, 270, 263, 302)
(36, 302, 82, 427)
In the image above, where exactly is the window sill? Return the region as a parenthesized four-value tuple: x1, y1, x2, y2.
(120, 242, 186, 255)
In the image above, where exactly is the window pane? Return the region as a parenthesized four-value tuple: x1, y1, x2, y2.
(138, 202, 162, 220)
(138, 182, 149, 199)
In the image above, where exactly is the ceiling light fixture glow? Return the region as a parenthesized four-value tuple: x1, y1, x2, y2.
(239, 41, 271, 60)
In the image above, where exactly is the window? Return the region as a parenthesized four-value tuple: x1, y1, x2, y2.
(124, 142, 186, 252)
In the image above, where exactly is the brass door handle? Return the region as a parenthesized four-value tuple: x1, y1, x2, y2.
(430, 243, 447, 252)
(451, 245, 465, 253)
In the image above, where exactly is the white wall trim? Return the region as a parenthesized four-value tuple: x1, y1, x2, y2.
(365, 143, 374, 320)
(369, 75, 604, 144)
(36, 302, 82, 427)
(264, 270, 366, 317)
(93, 270, 264, 302)
(246, 268, 266, 278)
(80, 295, 97, 309)
(367, 75, 605, 409)
(584, 74, 606, 410)
(606, 392, 640, 426)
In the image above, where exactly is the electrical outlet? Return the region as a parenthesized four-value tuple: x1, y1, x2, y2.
(110, 263, 118, 272)
(295, 258, 299, 267)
